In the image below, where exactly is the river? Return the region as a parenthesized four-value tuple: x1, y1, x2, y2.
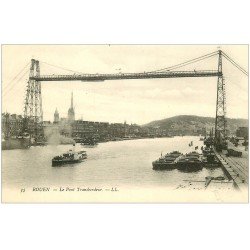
(2, 136, 226, 191)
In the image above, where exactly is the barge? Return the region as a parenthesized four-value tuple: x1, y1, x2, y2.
(176, 151, 203, 172)
(152, 151, 182, 170)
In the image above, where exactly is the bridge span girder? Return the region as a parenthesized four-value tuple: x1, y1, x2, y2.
(30, 70, 221, 82)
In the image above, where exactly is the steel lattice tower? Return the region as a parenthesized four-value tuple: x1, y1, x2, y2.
(215, 50, 227, 144)
(24, 59, 43, 139)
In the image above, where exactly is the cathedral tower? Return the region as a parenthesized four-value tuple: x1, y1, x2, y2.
(68, 92, 75, 122)
(54, 108, 59, 123)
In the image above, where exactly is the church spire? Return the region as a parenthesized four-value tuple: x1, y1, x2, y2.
(71, 92, 73, 108)
(54, 107, 59, 123)
(68, 92, 75, 122)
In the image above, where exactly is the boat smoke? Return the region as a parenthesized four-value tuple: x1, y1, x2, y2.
(43, 125, 75, 145)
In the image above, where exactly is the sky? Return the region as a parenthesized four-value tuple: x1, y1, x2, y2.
(1, 45, 248, 125)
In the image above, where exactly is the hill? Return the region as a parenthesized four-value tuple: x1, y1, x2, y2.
(143, 115, 248, 136)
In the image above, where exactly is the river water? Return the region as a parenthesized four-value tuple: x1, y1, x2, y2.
(2, 136, 226, 191)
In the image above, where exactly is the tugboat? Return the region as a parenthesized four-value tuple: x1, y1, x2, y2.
(176, 151, 203, 172)
(152, 151, 182, 170)
(52, 145, 87, 167)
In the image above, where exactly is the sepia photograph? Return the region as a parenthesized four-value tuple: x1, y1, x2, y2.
(1, 44, 248, 203)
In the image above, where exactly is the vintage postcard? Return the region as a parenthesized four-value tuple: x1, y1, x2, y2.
(1, 45, 248, 203)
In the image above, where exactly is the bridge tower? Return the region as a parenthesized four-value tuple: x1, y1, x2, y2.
(215, 50, 227, 146)
(24, 59, 43, 140)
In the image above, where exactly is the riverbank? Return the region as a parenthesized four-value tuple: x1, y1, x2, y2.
(3, 136, 245, 203)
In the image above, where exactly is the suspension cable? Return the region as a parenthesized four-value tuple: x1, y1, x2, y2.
(148, 51, 218, 73)
(2, 61, 30, 92)
(2, 67, 30, 96)
(222, 51, 248, 76)
(40, 60, 84, 74)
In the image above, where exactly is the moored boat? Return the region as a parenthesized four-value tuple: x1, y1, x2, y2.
(81, 138, 98, 147)
(2, 133, 31, 150)
(202, 146, 212, 157)
(152, 151, 182, 170)
(176, 152, 203, 172)
(202, 151, 221, 168)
